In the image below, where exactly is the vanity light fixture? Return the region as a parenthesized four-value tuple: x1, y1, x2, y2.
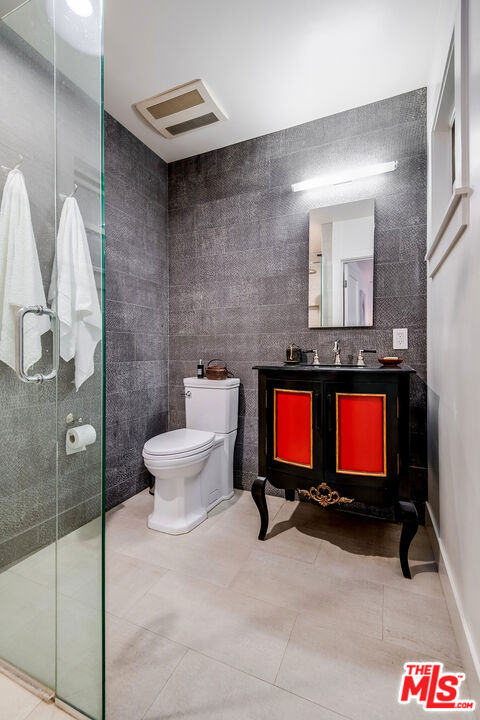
(291, 160, 398, 192)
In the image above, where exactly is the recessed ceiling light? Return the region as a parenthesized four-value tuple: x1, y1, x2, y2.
(65, 0, 93, 18)
(47, 0, 100, 55)
(291, 161, 398, 192)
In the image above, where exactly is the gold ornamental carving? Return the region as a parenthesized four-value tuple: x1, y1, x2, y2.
(298, 482, 354, 507)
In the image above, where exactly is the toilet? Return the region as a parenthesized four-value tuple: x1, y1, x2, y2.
(143, 376, 240, 534)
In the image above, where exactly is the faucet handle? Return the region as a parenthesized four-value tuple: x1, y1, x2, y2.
(357, 349, 376, 366)
(333, 340, 341, 366)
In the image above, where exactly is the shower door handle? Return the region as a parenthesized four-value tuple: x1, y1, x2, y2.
(16, 305, 59, 383)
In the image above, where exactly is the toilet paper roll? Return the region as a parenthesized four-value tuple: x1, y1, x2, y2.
(66, 424, 96, 455)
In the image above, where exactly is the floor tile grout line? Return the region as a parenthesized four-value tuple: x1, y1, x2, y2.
(378, 633, 464, 669)
(185, 647, 355, 720)
(124, 572, 300, 630)
(273, 610, 298, 687)
(202, 646, 355, 720)
(382, 584, 385, 641)
(139, 645, 189, 720)
(106, 570, 170, 621)
(224, 573, 385, 643)
(269, 499, 287, 523)
(21, 696, 44, 720)
(312, 530, 325, 566)
(224, 545, 259, 591)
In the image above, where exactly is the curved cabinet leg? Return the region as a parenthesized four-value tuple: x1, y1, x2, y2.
(285, 488, 295, 501)
(399, 500, 419, 579)
(252, 477, 269, 540)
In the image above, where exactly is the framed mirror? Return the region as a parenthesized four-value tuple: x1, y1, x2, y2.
(308, 198, 375, 328)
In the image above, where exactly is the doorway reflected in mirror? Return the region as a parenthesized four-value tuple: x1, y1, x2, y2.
(308, 198, 374, 328)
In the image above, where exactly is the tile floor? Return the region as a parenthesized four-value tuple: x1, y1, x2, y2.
(0, 673, 73, 720)
(105, 489, 473, 720)
(0, 520, 103, 719)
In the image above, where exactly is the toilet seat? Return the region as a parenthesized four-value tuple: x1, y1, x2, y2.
(143, 428, 215, 461)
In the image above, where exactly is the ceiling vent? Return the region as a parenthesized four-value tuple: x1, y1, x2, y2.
(135, 79, 228, 139)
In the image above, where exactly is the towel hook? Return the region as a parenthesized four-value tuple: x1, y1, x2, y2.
(1, 154, 23, 174)
(59, 183, 78, 202)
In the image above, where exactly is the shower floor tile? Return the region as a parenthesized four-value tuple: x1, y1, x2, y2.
(105, 489, 468, 720)
(0, 673, 40, 720)
(0, 518, 103, 720)
(0, 673, 72, 720)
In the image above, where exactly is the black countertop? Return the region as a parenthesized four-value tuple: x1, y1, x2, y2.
(252, 363, 415, 373)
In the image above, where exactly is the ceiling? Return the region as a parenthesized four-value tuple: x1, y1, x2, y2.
(104, 0, 441, 164)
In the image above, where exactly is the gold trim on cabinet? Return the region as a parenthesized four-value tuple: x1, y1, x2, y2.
(273, 388, 313, 469)
(299, 483, 354, 507)
(335, 392, 387, 477)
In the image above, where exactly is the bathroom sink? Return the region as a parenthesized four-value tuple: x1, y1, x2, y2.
(284, 363, 360, 368)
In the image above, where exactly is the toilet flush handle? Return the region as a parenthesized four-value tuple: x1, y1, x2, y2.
(180, 390, 192, 398)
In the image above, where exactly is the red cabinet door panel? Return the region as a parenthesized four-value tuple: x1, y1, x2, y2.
(337, 393, 386, 476)
(274, 389, 313, 468)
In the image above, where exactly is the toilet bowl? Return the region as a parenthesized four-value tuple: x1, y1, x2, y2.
(143, 377, 240, 534)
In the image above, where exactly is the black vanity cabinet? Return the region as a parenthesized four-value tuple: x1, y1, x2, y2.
(253, 365, 419, 578)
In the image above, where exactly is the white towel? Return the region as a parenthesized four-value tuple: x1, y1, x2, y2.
(0, 168, 50, 372)
(48, 197, 101, 391)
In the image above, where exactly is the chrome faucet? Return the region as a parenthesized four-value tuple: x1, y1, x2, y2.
(357, 349, 377, 366)
(333, 340, 341, 366)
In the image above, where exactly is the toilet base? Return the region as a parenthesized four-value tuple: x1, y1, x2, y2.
(147, 489, 235, 535)
(147, 509, 207, 535)
(207, 489, 234, 512)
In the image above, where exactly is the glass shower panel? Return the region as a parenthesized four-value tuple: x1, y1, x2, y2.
(54, 0, 104, 717)
(0, 1, 104, 718)
(0, 0, 57, 691)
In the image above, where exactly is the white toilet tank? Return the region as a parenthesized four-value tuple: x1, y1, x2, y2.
(183, 377, 240, 433)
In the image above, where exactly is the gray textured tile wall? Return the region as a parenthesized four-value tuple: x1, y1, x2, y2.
(168, 89, 427, 503)
(104, 114, 169, 510)
(0, 23, 103, 568)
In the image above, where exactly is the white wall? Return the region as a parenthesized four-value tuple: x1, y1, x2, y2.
(427, 0, 480, 704)
(331, 215, 373, 326)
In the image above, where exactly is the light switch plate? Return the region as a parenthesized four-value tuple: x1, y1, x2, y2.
(393, 328, 408, 350)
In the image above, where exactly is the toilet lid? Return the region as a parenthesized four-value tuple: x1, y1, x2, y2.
(143, 428, 215, 457)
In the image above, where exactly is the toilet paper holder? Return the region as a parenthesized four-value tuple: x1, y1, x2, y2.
(66, 424, 97, 456)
